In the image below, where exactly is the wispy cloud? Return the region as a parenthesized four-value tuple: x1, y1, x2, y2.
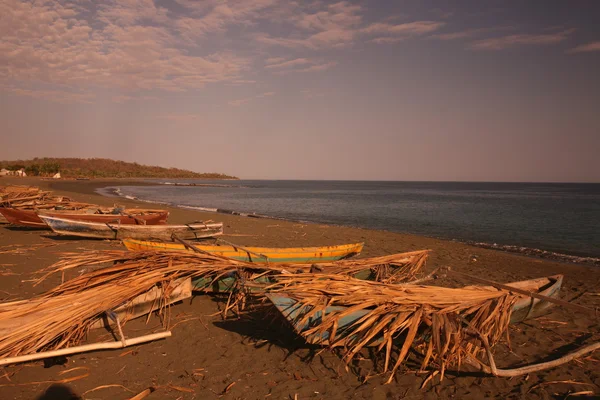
(5, 87, 95, 104)
(568, 41, 600, 53)
(470, 29, 574, 50)
(370, 37, 405, 44)
(265, 58, 337, 74)
(296, 62, 338, 73)
(265, 58, 313, 69)
(432, 29, 486, 41)
(112, 95, 159, 103)
(431, 26, 515, 41)
(361, 21, 444, 35)
(256, 2, 444, 49)
(228, 91, 276, 106)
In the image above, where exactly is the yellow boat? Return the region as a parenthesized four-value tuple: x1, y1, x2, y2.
(121, 238, 364, 263)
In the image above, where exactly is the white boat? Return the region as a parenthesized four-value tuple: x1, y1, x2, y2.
(39, 215, 223, 240)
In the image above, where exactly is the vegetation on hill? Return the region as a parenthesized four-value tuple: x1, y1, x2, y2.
(0, 158, 238, 179)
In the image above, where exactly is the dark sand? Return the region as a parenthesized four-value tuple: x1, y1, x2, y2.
(1, 177, 598, 399)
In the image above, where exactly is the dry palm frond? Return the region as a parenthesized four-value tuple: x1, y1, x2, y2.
(313, 250, 429, 283)
(0, 185, 95, 211)
(40, 249, 430, 288)
(0, 251, 233, 360)
(0, 249, 429, 361)
(265, 274, 518, 383)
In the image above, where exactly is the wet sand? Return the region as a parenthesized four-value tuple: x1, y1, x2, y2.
(1, 177, 599, 399)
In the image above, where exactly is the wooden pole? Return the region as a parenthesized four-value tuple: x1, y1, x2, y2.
(463, 319, 600, 377)
(0, 331, 171, 366)
(128, 388, 155, 400)
(121, 212, 146, 225)
(216, 238, 270, 262)
(171, 234, 216, 257)
(447, 268, 597, 315)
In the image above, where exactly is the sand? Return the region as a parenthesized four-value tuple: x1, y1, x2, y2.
(0, 177, 598, 399)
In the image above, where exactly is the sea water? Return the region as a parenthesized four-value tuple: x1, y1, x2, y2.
(98, 181, 600, 262)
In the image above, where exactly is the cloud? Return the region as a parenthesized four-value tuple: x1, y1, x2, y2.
(361, 21, 444, 35)
(267, 59, 337, 74)
(256, 2, 444, 50)
(370, 37, 405, 44)
(0, 0, 250, 101)
(432, 29, 483, 41)
(265, 58, 313, 69)
(228, 91, 276, 106)
(470, 29, 574, 50)
(0, 0, 448, 104)
(265, 57, 287, 64)
(4, 87, 95, 104)
(568, 41, 600, 53)
(174, 0, 280, 41)
(296, 62, 338, 73)
(112, 95, 159, 103)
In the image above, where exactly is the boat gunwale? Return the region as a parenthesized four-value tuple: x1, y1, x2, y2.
(121, 238, 365, 255)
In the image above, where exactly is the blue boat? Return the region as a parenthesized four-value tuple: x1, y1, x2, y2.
(267, 274, 563, 346)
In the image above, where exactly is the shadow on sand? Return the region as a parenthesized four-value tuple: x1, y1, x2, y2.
(36, 384, 81, 400)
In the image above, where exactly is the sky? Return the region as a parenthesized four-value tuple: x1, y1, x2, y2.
(1, 0, 599, 182)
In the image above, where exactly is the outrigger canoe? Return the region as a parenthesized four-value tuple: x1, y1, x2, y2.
(267, 274, 563, 346)
(122, 238, 365, 263)
(39, 216, 223, 240)
(190, 250, 425, 292)
(0, 208, 168, 228)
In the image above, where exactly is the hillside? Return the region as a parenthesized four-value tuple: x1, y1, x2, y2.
(0, 158, 238, 179)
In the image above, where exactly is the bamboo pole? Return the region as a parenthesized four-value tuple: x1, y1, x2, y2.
(171, 234, 216, 257)
(447, 268, 597, 315)
(216, 238, 270, 262)
(463, 319, 600, 377)
(0, 331, 171, 367)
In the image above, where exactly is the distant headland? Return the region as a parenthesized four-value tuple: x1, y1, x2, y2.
(0, 157, 238, 179)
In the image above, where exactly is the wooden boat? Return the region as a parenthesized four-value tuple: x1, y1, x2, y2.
(267, 274, 563, 346)
(0, 208, 168, 228)
(189, 250, 426, 292)
(122, 238, 364, 263)
(89, 278, 192, 330)
(39, 215, 223, 240)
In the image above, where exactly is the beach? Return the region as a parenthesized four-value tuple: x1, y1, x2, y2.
(1, 177, 599, 399)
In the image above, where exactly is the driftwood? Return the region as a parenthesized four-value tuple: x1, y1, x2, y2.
(0, 331, 171, 366)
(465, 322, 600, 377)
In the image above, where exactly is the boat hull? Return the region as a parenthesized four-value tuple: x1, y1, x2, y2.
(123, 239, 365, 292)
(506, 274, 563, 323)
(0, 208, 47, 227)
(122, 239, 364, 263)
(267, 274, 564, 346)
(39, 216, 223, 240)
(0, 208, 169, 228)
(40, 210, 169, 225)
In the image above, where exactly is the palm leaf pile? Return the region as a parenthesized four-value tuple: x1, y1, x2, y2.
(299, 250, 430, 284)
(265, 274, 519, 383)
(0, 185, 92, 210)
(0, 249, 429, 361)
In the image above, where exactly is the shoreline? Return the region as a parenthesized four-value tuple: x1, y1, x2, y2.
(97, 180, 600, 267)
(1, 176, 599, 399)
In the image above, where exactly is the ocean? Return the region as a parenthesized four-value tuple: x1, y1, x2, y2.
(98, 180, 600, 263)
